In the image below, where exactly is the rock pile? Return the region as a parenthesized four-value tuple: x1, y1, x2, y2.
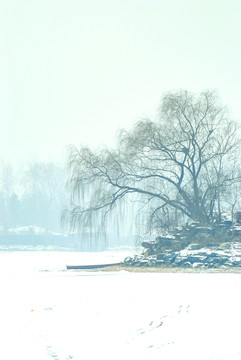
(124, 244, 241, 268)
(124, 219, 241, 269)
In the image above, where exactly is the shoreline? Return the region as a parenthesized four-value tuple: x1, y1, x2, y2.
(79, 264, 241, 273)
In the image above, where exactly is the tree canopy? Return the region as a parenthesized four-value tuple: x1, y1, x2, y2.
(65, 90, 240, 235)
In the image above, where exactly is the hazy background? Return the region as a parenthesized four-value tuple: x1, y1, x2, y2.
(0, 0, 241, 164)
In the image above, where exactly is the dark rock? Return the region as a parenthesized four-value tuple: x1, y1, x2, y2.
(223, 220, 232, 228)
(204, 254, 229, 267)
(156, 253, 164, 260)
(231, 228, 241, 236)
(205, 252, 218, 259)
(123, 256, 133, 265)
(142, 241, 155, 249)
(156, 260, 164, 266)
(143, 248, 154, 257)
(185, 255, 205, 264)
(148, 258, 157, 267)
(176, 259, 192, 267)
(139, 260, 149, 266)
(163, 252, 177, 264)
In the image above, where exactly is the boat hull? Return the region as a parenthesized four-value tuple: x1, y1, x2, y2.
(66, 263, 121, 270)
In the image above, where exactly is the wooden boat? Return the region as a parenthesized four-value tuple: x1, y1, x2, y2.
(66, 262, 121, 270)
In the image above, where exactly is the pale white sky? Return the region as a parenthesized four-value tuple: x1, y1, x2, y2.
(0, 0, 241, 163)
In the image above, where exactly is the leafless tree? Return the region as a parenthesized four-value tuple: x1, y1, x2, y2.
(65, 90, 240, 234)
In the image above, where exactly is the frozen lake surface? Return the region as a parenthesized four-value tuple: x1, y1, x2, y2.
(1, 249, 241, 360)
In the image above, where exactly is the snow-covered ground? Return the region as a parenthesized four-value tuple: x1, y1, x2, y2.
(0, 250, 241, 360)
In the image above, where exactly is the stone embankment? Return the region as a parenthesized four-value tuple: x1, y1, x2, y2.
(124, 220, 241, 269)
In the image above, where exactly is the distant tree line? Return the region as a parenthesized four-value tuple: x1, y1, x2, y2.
(0, 160, 67, 232)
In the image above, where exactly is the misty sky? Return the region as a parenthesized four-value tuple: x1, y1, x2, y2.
(0, 0, 241, 164)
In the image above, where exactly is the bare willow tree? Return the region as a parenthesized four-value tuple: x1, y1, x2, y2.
(64, 90, 240, 234)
